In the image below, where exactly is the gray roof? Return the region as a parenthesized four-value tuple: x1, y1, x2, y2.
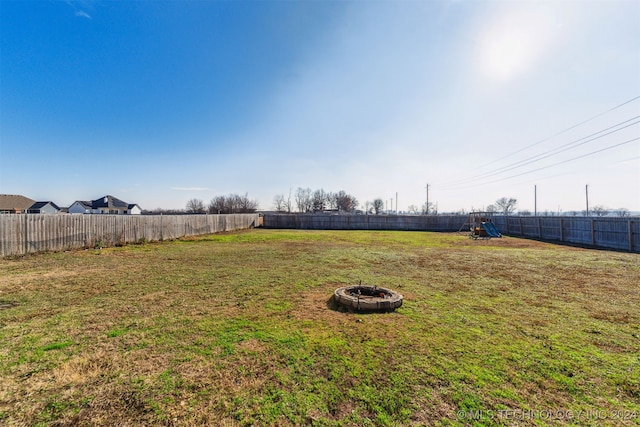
(73, 201, 92, 209)
(91, 195, 129, 209)
(72, 195, 137, 210)
(29, 201, 61, 211)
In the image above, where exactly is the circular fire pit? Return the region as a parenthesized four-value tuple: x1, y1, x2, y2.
(333, 284, 403, 312)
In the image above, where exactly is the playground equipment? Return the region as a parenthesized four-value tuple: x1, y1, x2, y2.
(459, 212, 502, 239)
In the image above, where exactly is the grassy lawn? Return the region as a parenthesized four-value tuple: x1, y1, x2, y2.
(0, 229, 638, 426)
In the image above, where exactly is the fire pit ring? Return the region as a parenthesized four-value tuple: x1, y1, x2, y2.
(333, 284, 403, 312)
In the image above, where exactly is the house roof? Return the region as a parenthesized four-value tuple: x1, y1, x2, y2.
(71, 195, 137, 210)
(0, 194, 36, 211)
(91, 195, 129, 209)
(29, 201, 61, 211)
(72, 201, 92, 209)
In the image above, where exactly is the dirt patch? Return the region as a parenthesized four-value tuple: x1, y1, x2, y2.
(0, 268, 83, 289)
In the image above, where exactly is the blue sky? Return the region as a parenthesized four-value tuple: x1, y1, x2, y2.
(1, 0, 639, 213)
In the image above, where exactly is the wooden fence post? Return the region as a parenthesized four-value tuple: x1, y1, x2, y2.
(590, 219, 595, 246)
(24, 214, 29, 254)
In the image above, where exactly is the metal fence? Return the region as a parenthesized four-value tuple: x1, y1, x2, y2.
(493, 216, 639, 253)
(0, 214, 259, 258)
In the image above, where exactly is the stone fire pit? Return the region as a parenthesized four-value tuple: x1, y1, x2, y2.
(333, 284, 403, 312)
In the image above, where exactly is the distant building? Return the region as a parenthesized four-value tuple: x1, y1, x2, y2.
(0, 194, 36, 214)
(27, 201, 61, 215)
(68, 195, 141, 215)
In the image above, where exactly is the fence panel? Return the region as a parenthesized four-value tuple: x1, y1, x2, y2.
(262, 214, 638, 253)
(0, 214, 259, 258)
(263, 214, 468, 232)
(492, 215, 637, 252)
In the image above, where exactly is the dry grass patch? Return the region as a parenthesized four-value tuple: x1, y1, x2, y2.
(0, 230, 638, 426)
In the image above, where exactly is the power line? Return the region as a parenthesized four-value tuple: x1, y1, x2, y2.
(439, 116, 640, 188)
(447, 136, 640, 190)
(436, 96, 640, 188)
(472, 95, 640, 170)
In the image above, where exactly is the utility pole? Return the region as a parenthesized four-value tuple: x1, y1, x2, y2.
(534, 185, 537, 216)
(396, 192, 398, 215)
(585, 184, 589, 216)
(425, 183, 430, 215)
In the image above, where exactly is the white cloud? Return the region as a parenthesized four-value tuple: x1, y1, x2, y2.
(74, 10, 91, 19)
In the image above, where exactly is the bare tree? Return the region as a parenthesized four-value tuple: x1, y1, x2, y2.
(494, 197, 517, 215)
(228, 194, 242, 213)
(422, 201, 437, 215)
(238, 193, 259, 213)
(186, 198, 205, 214)
(326, 192, 337, 210)
(335, 190, 358, 212)
(408, 205, 419, 214)
(208, 193, 258, 214)
(373, 198, 384, 214)
(591, 205, 609, 217)
(285, 188, 293, 213)
(273, 194, 286, 212)
(615, 208, 630, 217)
(312, 189, 327, 212)
(295, 187, 312, 213)
(364, 201, 373, 214)
(208, 196, 226, 214)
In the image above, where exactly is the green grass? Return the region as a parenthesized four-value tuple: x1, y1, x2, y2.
(0, 229, 638, 426)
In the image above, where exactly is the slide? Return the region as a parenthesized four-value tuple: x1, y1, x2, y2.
(481, 222, 502, 238)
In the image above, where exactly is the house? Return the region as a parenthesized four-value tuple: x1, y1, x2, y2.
(127, 204, 142, 215)
(68, 195, 141, 215)
(68, 201, 92, 214)
(0, 194, 36, 214)
(27, 201, 61, 214)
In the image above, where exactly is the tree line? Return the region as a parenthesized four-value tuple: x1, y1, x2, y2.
(274, 188, 430, 214)
(185, 193, 259, 214)
(169, 192, 630, 217)
(276, 188, 360, 213)
(483, 197, 630, 217)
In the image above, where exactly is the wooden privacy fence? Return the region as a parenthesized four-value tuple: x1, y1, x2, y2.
(263, 214, 468, 231)
(0, 214, 259, 258)
(264, 213, 639, 253)
(492, 216, 639, 253)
